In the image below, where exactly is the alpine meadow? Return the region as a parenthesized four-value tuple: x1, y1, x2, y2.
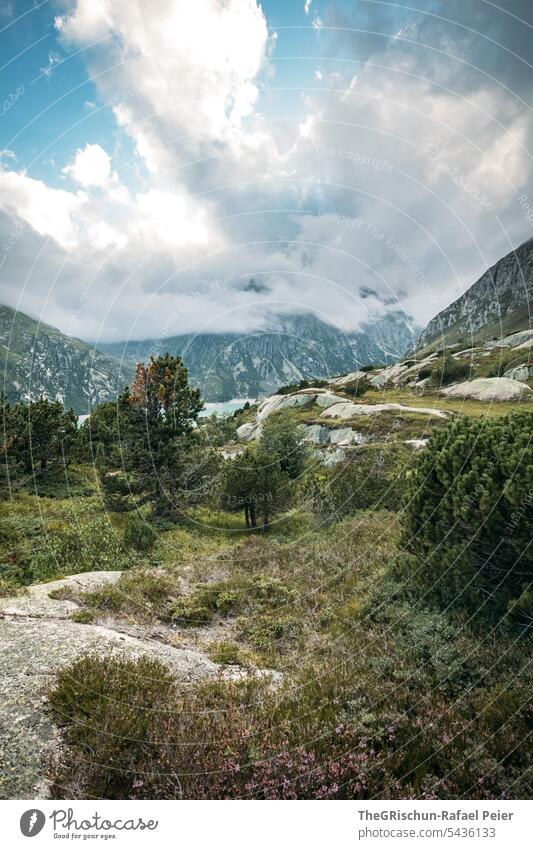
(0, 0, 532, 825)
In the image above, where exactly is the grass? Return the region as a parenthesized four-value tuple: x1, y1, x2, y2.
(360, 386, 533, 417)
(59, 570, 178, 623)
(5, 394, 532, 800)
(207, 640, 253, 666)
(47, 539, 533, 799)
(62, 508, 399, 667)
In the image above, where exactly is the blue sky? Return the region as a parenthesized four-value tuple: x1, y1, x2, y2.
(1, 1, 533, 343)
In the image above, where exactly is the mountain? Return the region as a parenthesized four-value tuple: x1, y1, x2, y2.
(0, 305, 134, 414)
(100, 311, 418, 401)
(418, 237, 533, 350)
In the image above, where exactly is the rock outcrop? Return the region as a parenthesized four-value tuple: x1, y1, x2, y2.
(0, 573, 222, 799)
(504, 363, 533, 382)
(441, 377, 533, 401)
(320, 401, 448, 419)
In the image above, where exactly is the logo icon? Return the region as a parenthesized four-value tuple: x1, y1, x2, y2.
(20, 810, 46, 837)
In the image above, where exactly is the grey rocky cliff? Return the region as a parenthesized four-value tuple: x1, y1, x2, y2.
(1, 305, 134, 414)
(418, 238, 533, 347)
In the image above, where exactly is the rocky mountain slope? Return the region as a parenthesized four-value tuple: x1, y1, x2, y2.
(101, 311, 418, 402)
(418, 237, 533, 349)
(232, 325, 532, 465)
(0, 305, 134, 414)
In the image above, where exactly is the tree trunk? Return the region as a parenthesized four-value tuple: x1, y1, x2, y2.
(249, 502, 257, 528)
(244, 503, 250, 528)
(262, 510, 270, 530)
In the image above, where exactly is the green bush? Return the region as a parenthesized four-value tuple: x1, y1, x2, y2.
(359, 363, 385, 372)
(258, 413, 308, 480)
(398, 412, 533, 619)
(429, 352, 471, 387)
(171, 583, 238, 626)
(0, 577, 24, 597)
(237, 613, 302, 655)
(276, 379, 327, 395)
(342, 377, 370, 398)
(123, 515, 157, 551)
(170, 574, 294, 626)
(48, 654, 181, 799)
(305, 449, 411, 523)
(29, 517, 128, 582)
(208, 641, 248, 666)
(0, 514, 43, 584)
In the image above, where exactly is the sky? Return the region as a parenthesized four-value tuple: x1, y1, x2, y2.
(1, 0, 533, 345)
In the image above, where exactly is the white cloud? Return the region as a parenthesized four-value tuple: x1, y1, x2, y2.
(0, 168, 83, 249)
(39, 52, 61, 78)
(133, 189, 210, 248)
(62, 143, 112, 187)
(58, 0, 270, 178)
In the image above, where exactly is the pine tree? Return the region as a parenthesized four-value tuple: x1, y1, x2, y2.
(7, 397, 78, 474)
(399, 412, 533, 619)
(222, 446, 289, 530)
(118, 355, 203, 516)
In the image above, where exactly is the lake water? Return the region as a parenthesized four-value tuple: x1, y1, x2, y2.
(199, 398, 255, 417)
(78, 398, 255, 425)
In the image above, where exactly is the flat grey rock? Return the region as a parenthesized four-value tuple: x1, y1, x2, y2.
(441, 377, 533, 401)
(320, 401, 448, 419)
(0, 571, 122, 620)
(0, 616, 218, 800)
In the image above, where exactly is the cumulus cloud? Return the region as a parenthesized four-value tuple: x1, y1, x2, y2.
(0, 168, 84, 249)
(57, 0, 271, 176)
(62, 143, 112, 187)
(3, 0, 533, 344)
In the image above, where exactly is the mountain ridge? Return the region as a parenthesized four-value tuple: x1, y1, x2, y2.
(99, 311, 418, 401)
(418, 237, 533, 350)
(0, 305, 134, 414)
